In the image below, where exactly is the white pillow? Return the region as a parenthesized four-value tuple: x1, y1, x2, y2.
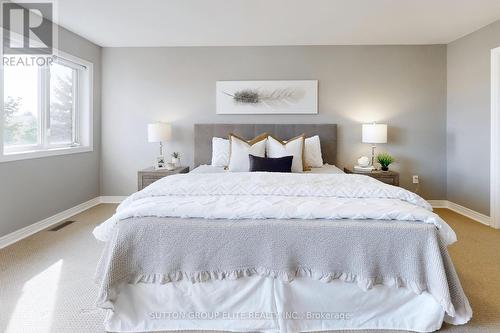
(304, 135, 323, 168)
(228, 134, 267, 172)
(211, 137, 230, 167)
(266, 135, 305, 173)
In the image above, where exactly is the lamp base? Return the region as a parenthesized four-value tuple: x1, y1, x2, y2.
(371, 145, 377, 167)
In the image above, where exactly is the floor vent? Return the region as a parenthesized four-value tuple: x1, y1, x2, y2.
(49, 220, 76, 231)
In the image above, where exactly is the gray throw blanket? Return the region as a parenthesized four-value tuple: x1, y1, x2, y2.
(95, 216, 472, 325)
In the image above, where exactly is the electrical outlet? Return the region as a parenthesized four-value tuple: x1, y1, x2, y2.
(412, 175, 419, 184)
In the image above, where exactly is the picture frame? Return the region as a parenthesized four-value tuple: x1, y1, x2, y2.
(216, 80, 318, 115)
(155, 156, 166, 170)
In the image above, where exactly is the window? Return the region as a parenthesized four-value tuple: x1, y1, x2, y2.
(1, 51, 93, 161)
(49, 62, 77, 146)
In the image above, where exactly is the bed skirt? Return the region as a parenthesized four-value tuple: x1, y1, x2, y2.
(104, 276, 449, 333)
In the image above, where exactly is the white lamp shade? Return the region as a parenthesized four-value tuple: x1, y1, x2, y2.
(148, 123, 172, 142)
(362, 123, 387, 144)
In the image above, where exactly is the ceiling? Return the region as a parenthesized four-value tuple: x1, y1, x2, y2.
(54, 0, 500, 47)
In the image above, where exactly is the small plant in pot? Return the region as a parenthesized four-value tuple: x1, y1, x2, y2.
(377, 152, 394, 171)
(171, 152, 181, 166)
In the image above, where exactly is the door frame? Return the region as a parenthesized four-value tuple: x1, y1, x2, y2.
(491, 47, 500, 229)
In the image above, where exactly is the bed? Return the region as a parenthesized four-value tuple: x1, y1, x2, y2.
(94, 124, 471, 333)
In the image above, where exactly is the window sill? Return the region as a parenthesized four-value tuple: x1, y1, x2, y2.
(0, 146, 93, 163)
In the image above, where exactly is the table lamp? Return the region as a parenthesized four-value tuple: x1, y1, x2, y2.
(362, 123, 387, 169)
(148, 122, 172, 169)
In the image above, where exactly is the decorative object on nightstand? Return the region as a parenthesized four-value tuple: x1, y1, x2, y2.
(354, 156, 373, 172)
(165, 162, 176, 171)
(344, 167, 399, 186)
(138, 166, 189, 191)
(148, 122, 172, 169)
(357, 156, 370, 167)
(171, 152, 181, 166)
(377, 152, 394, 171)
(362, 123, 387, 170)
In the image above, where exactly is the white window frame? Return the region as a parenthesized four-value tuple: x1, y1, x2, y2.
(0, 50, 93, 162)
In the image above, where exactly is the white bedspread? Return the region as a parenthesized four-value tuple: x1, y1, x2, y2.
(94, 172, 456, 245)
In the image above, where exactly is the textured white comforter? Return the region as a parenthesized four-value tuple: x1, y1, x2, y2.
(94, 172, 456, 245)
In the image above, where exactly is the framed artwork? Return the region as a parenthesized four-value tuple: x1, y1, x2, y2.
(216, 80, 318, 114)
(155, 156, 165, 170)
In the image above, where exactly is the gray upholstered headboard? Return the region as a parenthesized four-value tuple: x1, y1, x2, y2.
(194, 124, 337, 167)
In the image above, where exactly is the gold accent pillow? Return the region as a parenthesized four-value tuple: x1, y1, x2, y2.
(266, 134, 307, 172)
(227, 133, 268, 172)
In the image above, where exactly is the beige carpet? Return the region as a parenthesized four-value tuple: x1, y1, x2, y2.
(0, 205, 499, 333)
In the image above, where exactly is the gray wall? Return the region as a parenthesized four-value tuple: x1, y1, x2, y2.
(0, 27, 101, 237)
(447, 20, 500, 216)
(101, 45, 447, 198)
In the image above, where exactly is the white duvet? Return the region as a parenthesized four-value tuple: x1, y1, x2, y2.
(94, 172, 456, 245)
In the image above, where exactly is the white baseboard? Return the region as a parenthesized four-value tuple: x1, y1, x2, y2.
(99, 196, 127, 204)
(429, 200, 491, 226)
(427, 200, 448, 209)
(0, 197, 101, 250)
(0, 196, 492, 250)
(0, 196, 128, 249)
(446, 201, 492, 226)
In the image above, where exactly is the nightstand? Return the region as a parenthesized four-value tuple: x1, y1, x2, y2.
(344, 167, 399, 186)
(138, 166, 189, 191)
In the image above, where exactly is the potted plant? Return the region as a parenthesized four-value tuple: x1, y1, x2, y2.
(171, 152, 181, 166)
(377, 152, 394, 171)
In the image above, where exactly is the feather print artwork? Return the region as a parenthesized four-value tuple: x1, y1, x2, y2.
(216, 80, 318, 114)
